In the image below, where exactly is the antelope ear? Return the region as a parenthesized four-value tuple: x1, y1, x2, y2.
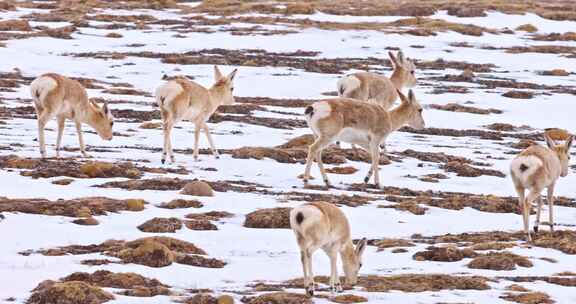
(544, 133, 556, 149)
(397, 50, 405, 64)
(566, 135, 574, 149)
(214, 65, 224, 81)
(396, 89, 408, 103)
(388, 51, 399, 67)
(227, 68, 238, 82)
(102, 102, 111, 115)
(356, 238, 367, 257)
(408, 89, 416, 103)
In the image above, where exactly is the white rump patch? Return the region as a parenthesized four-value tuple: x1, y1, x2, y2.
(30, 76, 58, 107)
(511, 155, 543, 186)
(155, 81, 183, 108)
(338, 75, 361, 97)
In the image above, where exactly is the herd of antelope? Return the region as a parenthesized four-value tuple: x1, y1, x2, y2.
(27, 50, 573, 296)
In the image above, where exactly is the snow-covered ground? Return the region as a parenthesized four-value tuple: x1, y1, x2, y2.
(1, 3, 576, 304)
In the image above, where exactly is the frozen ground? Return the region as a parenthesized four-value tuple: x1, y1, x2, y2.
(0, 2, 576, 304)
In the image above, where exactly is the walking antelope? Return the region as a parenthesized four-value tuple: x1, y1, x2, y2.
(337, 50, 416, 110)
(302, 89, 425, 188)
(290, 201, 367, 296)
(30, 73, 114, 158)
(510, 133, 573, 242)
(155, 66, 237, 163)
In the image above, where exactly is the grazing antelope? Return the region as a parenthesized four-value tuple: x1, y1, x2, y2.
(30, 73, 114, 158)
(302, 89, 425, 188)
(290, 201, 367, 296)
(337, 50, 416, 110)
(510, 133, 573, 242)
(155, 66, 237, 163)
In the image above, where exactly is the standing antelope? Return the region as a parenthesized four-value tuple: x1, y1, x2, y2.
(30, 73, 114, 158)
(302, 89, 425, 188)
(337, 50, 416, 110)
(510, 133, 573, 242)
(290, 201, 367, 296)
(155, 66, 237, 163)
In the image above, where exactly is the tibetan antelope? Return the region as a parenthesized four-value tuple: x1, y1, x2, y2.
(510, 133, 573, 242)
(155, 66, 237, 163)
(30, 73, 114, 158)
(290, 201, 367, 296)
(337, 50, 416, 110)
(302, 89, 425, 188)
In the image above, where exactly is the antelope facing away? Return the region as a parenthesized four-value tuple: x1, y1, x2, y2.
(302, 89, 425, 188)
(510, 133, 573, 242)
(30, 73, 114, 158)
(155, 66, 237, 163)
(337, 50, 416, 110)
(290, 201, 367, 296)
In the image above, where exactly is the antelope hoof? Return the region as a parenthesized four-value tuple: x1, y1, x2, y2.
(363, 176, 370, 184)
(215, 155, 220, 159)
(533, 226, 539, 233)
(335, 282, 343, 293)
(305, 286, 314, 297)
(550, 225, 555, 233)
(82, 153, 92, 158)
(161, 158, 166, 164)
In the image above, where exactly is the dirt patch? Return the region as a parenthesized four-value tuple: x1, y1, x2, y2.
(429, 103, 502, 115)
(413, 246, 477, 262)
(28, 280, 114, 304)
(468, 252, 533, 270)
(0, 197, 146, 218)
(157, 199, 203, 209)
(244, 207, 292, 229)
(137, 217, 183, 233)
(500, 292, 554, 304)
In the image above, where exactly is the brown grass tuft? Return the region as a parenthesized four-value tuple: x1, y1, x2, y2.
(516, 24, 538, 32)
(28, 280, 114, 304)
(468, 251, 533, 270)
(500, 292, 554, 304)
(413, 246, 477, 262)
(242, 292, 312, 304)
(137, 217, 182, 233)
(244, 207, 292, 229)
(332, 294, 368, 303)
(357, 274, 490, 292)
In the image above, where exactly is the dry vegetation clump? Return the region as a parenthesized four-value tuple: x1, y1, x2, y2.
(470, 242, 516, 251)
(157, 199, 203, 209)
(325, 166, 358, 175)
(244, 208, 292, 229)
(105, 32, 122, 38)
(52, 178, 74, 185)
(379, 200, 428, 215)
(443, 161, 506, 178)
(468, 252, 533, 270)
(505, 45, 576, 55)
(61, 270, 170, 296)
(357, 274, 490, 292)
(532, 231, 576, 254)
(516, 24, 538, 33)
(80, 161, 142, 178)
(390, 17, 496, 36)
(180, 180, 215, 197)
(96, 177, 189, 191)
(28, 280, 114, 304)
(413, 246, 477, 262)
(118, 239, 175, 267)
(175, 254, 226, 268)
(484, 123, 519, 132)
(139, 121, 162, 129)
(0, 1, 16, 11)
(540, 69, 570, 76)
(184, 293, 219, 304)
(185, 220, 218, 231)
(0, 197, 146, 218)
(0, 19, 31, 31)
(502, 90, 534, 99)
(137, 217, 183, 233)
(332, 294, 368, 303)
(500, 292, 554, 304)
(241, 292, 312, 304)
(371, 238, 416, 251)
(533, 32, 576, 41)
(72, 217, 99, 226)
(42, 25, 76, 39)
(418, 231, 525, 246)
(430, 103, 502, 115)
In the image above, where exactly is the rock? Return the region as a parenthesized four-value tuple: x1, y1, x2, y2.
(180, 180, 214, 197)
(138, 217, 182, 233)
(244, 208, 292, 229)
(126, 199, 146, 211)
(28, 281, 114, 304)
(218, 295, 235, 304)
